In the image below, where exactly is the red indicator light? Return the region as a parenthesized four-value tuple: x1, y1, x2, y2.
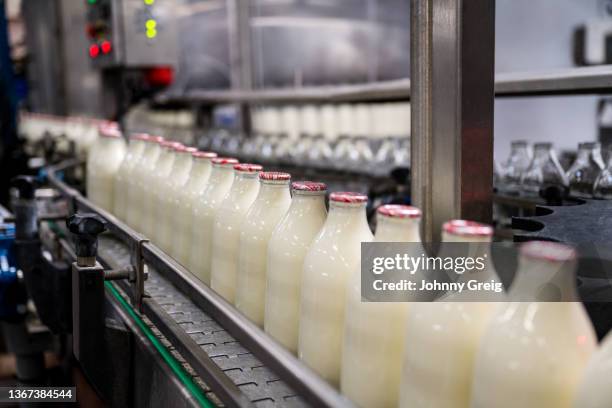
(101, 41, 112, 54)
(145, 66, 174, 87)
(89, 44, 100, 58)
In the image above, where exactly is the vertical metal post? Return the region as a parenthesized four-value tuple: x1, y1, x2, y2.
(227, 0, 253, 134)
(411, 0, 495, 243)
(410, 0, 434, 243)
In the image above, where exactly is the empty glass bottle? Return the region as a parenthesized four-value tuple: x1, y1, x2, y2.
(520, 143, 568, 197)
(566, 142, 605, 198)
(499, 141, 531, 195)
(593, 146, 612, 199)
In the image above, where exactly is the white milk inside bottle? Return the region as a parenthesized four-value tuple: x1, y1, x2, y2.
(471, 241, 596, 408)
(400, 220, 502, 408)
(113, 133, 148, 221)
(574, 331, 612, 408)
(210, 164, 263, 303)
(235, 172, 292, 326)
(143, 141, 183, 237)
(298, 192, 373, 386)
(171, 151, 217, 264)
(157, 146, 197, 252)
(189, 157, 239, 283)
(342, 205, 423, 408)
(264, 181, 328, 352)
(87, 123, 126, 212)
(126, 135, 164, 229)
(86, 121, 118, 202)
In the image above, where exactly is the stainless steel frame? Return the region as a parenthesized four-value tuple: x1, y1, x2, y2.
(157, 66, 612, 104)
(411, 0, 495, 242)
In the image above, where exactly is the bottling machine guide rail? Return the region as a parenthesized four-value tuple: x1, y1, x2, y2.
(46, 160, 353, 408)
(156, 65, 612, 104)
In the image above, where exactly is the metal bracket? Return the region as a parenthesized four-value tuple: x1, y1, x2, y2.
(130, 237, 149, 312)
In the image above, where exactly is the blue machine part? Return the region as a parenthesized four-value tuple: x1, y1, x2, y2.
(0, 221, 26, 320)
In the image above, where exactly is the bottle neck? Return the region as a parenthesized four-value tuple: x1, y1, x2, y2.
(172, 153, 193, 176)
(257, 181, 291, 201)
(105, 137, 124, 149)
(209, 165, 235, 185)
(290, 192, 327, 213)
(190, 158, 212, 180)
(143, 143, 161, 161)
(576, 148, 590, 163)
(533, 147, 551, 163)
(440, 234, 496, 283)
(326, 202, 370, 233)
(606, 151, 612, 168)
(375, 216, 420, 242)
(509, 256, 578, 302)
(232, 172, 260, 192)
(127, 140, 144, 156)
(158, 150, 176, 173)
(510, 145, 529, 162)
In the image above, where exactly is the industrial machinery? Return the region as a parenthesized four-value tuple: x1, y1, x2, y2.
(84, 0, 178, 68)
(5, 0, 612, 407)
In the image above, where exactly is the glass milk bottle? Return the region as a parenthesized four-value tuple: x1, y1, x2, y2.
(574, 332, 612, 408)
(566, 142, 605, 198)
(342, 205, 423, 408)
(88, 124, 126, 212)
(210, 164, 263, 303)
(189, 157, 239, 283)
(113, 133, 148, 221)
(126, 135, 164, 229)
(400, 220, 502, 408)
(142, 141, 183, 237)
(593, 145, 612, 199)
(156, 146, 197, 252)
(171, 151, 217, 264)
(499, 140, 532, 195)
(264, 181, 328, 352)
(235, 172, 292, 326)
(86, 121, 119, 202)
(298, 192, 373, 386)
(521, 142, 568, 197)
(471, 241, 596, 408)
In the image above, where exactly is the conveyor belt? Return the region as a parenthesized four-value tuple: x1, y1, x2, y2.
(98, 235, 308, 408)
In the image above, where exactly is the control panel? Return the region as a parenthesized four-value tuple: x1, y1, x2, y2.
(85, 0, 178, 68)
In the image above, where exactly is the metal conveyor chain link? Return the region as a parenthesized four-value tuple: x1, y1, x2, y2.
(97, 235, 308, 408)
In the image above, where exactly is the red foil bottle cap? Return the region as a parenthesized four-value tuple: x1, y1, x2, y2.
(192, 151, 217, 159)
(234, 163, 263, 173)
(161, 141, 183, 149)
(292, 181, 327, 192)
(377, 204, 421, 219)
(260, 172, 291, 181)
(212, 157, 239, 165)
(443, 220, 493, 237)
(130, 133, 151, 142)
(330, 192, 368, 203)
(520, 241, 576, 262)
(99, 123, 122, 138)
(176, 146, 198, 153)
(148, 135, 165, 144)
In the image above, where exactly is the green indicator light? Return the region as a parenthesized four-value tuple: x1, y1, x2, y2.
(144, 0, 154, 5)
(145, 19, 157, 29)
(87, 0, 96, 4)
(146, 28, 157, 39)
